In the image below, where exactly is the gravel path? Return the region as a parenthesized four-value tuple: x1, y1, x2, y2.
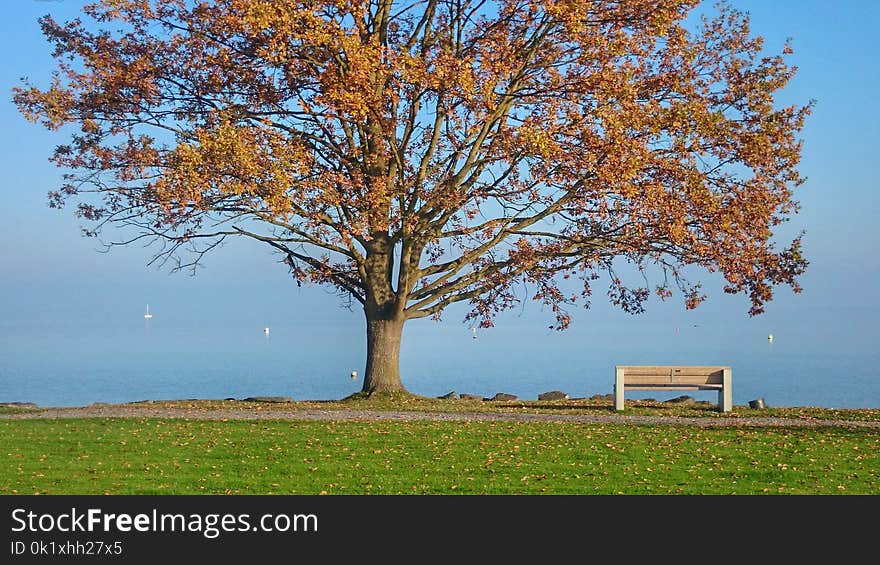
(2, 405, 879, 428)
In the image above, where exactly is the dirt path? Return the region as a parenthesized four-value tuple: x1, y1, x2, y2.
(3, 405, 879, 428)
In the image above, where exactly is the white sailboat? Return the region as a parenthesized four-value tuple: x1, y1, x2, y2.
(144, 304, 153, 320)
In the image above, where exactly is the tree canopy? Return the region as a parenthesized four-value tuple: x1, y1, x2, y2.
(15, 0, 810, 393)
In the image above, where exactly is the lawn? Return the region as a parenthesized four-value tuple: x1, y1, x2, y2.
(1, 417, 877, 494)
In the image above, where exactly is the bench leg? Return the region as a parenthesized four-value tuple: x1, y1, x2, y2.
(718, 368, 733, 412)
(614, 367, 625, 411)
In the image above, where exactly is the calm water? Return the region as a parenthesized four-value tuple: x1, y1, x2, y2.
(2, 318, 879, 409)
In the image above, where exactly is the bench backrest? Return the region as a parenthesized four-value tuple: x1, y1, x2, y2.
(616, 365, 728, 386)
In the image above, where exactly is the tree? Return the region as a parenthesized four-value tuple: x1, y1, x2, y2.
(15, 0, 810, 395)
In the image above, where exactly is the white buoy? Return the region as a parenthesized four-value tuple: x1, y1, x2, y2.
(350, 371, 358, 380)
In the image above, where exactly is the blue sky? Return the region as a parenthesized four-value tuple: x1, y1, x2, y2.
(1, 0, 878, 365)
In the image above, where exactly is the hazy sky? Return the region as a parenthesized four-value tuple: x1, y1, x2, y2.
(1, 0, 878, 363)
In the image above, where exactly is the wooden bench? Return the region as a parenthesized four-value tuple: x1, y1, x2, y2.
(614, 365, 732, 412)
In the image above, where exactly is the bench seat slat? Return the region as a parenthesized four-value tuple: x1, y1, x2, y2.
(624, 384, 723, 391)
(615, 365, 730, 371)
(620, 376, 723, 385)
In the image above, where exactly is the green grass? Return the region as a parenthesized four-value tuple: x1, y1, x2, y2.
(0, 406, 39, 415)
(1, 418, 877, 494)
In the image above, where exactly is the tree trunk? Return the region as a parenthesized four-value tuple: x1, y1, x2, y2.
(361, 314, 407, 394)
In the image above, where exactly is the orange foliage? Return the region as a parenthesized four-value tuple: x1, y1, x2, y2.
(15, 0, 810, 327)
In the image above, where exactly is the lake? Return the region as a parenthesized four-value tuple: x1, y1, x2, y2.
(2, 317, 878, 409)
